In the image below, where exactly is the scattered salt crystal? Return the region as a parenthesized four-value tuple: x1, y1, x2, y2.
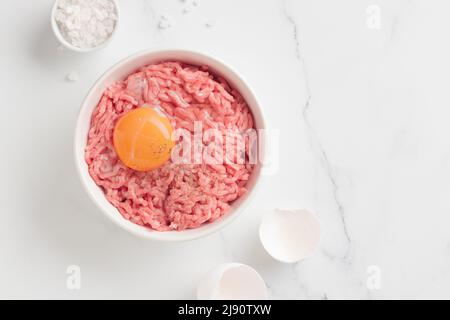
(179, 0, 198, 13)
(158, 20, 171, 29)
(182, 5, 193, 14)
(56, 44, 65, 52)
(66, 71, 79, 82)
(158, 15, 174, 29)
(54, 0, 117, 49)
(205, 20, 216, 28)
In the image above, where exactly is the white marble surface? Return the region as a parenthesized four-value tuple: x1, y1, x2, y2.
(1, 0, 450, 299)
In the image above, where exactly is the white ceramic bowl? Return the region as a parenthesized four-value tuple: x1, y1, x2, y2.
(51, 0, 119, 53)
(74, 49, 266, 241)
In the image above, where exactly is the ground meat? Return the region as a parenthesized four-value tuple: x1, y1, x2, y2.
(85, 61, 255, 231)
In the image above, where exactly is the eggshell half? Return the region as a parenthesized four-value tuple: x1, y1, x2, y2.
(259, 209, 321, 263)
(197, 263, 268, 300)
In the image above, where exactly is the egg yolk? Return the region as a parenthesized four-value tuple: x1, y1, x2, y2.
(113, 107, 175, 172)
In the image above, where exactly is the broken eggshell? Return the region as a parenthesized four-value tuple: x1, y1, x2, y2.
(197, 263, 268, 300)
(259, 209, 321, 263)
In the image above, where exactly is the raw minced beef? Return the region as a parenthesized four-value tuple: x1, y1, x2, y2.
(85, 61, 255, 231)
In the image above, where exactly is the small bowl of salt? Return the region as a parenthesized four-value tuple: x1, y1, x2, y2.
(51, 0, 119, 53)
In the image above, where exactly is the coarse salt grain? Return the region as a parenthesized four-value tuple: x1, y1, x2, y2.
(205, 20, 216, 28)
(182, 6, 193, 14)
(158, 15, 174, 30)
(181, 0, 198, 13)
(66, 71, 79, 82)
(54, 0, 117, 49)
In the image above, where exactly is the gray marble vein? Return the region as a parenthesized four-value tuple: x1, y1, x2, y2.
(282, 0, 351, 254)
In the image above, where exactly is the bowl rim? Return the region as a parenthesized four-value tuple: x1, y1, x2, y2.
(51, 0, 120, 53)
(74, 48, 267, 241)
